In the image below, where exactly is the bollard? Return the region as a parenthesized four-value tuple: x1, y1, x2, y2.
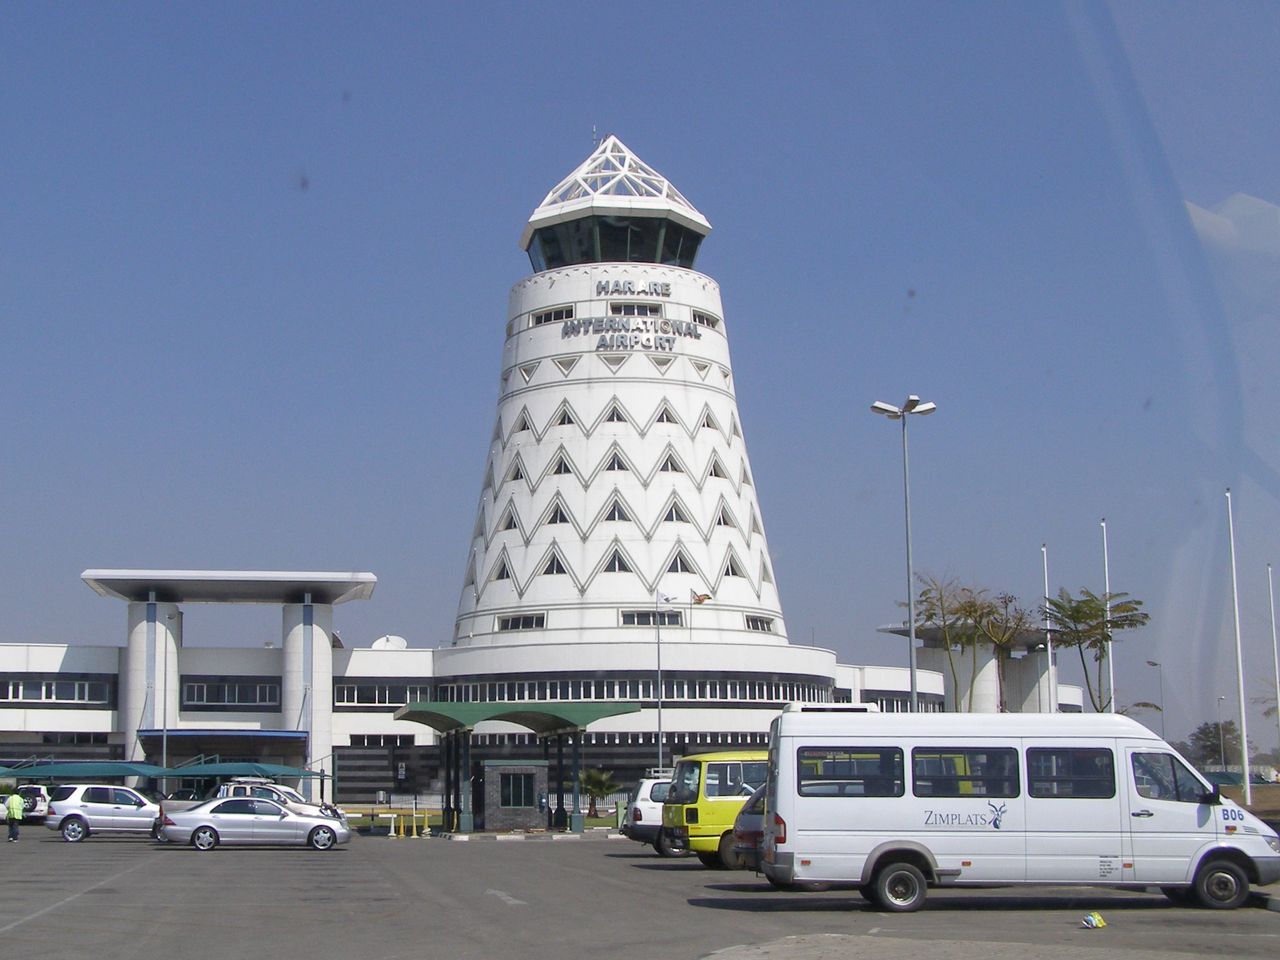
(409, 812, 419, 839)
(397, 813, 406, 839)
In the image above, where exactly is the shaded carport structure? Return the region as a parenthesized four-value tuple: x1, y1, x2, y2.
(393, 701, 640, 833)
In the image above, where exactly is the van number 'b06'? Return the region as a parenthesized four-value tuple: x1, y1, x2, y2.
(1224, 808, 1246, 822)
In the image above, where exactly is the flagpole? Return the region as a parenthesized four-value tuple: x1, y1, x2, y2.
(1225, 489, 1252, 806)
(1043, 544, 1056, 712)
(1102, 519, 1114, 712)
(1269, 563, 1279, 768)
(655, 588, 664, 771)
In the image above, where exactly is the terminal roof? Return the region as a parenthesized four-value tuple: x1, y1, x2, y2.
(520, 134, 711, 249)
(81, 569, 377, 605)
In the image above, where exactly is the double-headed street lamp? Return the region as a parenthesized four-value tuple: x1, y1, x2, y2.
(870, 394, 937, 713)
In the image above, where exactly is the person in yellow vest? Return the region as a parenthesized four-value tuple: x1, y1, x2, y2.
(6, 791, 24, 841)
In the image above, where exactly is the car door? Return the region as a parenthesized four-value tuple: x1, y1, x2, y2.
(1125, 746, 1217, 883)
(249, 798, 298, 843)
(112, 789, 153, 833)
(206, 798, 257, 843)
(79, 786, 119, 830)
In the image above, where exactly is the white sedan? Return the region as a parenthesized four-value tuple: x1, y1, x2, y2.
(160, 796, 351, 851)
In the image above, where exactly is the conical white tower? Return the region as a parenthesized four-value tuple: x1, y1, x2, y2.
(454, 136, 789, 650)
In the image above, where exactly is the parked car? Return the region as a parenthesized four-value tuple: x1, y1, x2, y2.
(160, 796, 351, 850)
(661, 750, 768, 868)
(732, 783, 767, 871)
(160, 777, 346, 823)
(0, 784, 52, 823)
(45, 784, 162, 842)
(621, 775, 678, 853)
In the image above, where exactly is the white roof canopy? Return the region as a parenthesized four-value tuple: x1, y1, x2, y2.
(81, 569, 377, 605)
(520, 135, 711, 249)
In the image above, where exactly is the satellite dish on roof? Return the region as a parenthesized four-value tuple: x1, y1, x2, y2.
(371, 635, 408, 650)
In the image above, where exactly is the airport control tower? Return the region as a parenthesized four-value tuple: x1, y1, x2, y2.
(454, 136, 790, 652)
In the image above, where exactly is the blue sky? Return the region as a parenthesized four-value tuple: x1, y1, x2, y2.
(4, 2, 1279, 746)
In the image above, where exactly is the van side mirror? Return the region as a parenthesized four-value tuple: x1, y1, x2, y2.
(1201, 785, 1222, 805)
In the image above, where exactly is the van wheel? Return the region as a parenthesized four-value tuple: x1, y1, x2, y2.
(718, 832, 745, 870)
(1193, 859, 1249, 909)
(696, 851, 723, 868)
(870, 862, 927, 912)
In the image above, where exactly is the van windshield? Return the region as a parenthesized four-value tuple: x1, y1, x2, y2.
(668, 761, 700, 804)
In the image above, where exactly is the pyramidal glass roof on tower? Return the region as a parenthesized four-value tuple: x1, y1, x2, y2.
(519, 135, 712, 261)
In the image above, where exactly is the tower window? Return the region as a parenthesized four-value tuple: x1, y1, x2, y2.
(724, 556, 746, 578)
(668, 552, 695, 573)
(658, 455, 683, 473)
(663, 503, 690, 523)
(610, 303, 662, 317)
(604, 406, 628, 423)
(494, 561, 512, 581)
(497, 614, 546, 631)
(546, 505, 570, 524)
(745, 616, 774, 633)
(621, 610, 683, 627)
(692, 311, 720, 329)
(543, 556, 567, 575)
(532, 305, 574, 327)
(556, 409, 576, 426)
(603, 453, 628, 471)
(551, 457, 573, 475)
(604, 501, 631, 522)
(603, 551, 631, 573)
(656, 407, 679, 424)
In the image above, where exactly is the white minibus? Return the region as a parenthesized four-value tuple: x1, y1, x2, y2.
(762, 706, 1280, 911)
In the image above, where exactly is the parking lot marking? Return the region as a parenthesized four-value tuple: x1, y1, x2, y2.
(485, 888, 527, 906)
(0, 857, 153, 935)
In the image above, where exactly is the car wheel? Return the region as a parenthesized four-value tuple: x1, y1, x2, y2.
(718, 832, 745, 870)
(870, 862, 928, 912)
(192, 826, 219, 851)
(309, 825, 337, 850)
(1193, 859, 1250, 909)
(61, 817, 88, 842)
(653, 831, 687, 857)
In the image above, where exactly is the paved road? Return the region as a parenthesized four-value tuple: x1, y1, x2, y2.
(1, 832, 1277, 960)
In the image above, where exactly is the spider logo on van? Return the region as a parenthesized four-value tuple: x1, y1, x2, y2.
(988, 802, 1007, 830)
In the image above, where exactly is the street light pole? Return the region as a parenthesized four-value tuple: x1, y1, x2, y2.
(1269, 563, 1279, 770)
(871, 395, 937, 713)
(1102, 519, 1115, 713)
(1146, 659, 1165, 737)
(1218, 695, 1227, 769)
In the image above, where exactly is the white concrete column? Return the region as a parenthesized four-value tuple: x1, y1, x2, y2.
(121, 599, 180, 762)
(918, 644, 1001, 712)
(283, 601, 334, 801)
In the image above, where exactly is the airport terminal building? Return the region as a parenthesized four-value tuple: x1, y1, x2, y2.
(0, 139, 1074, 805)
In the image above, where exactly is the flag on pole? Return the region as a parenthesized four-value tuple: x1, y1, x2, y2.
(656, 590, 677, 604)
(691, 590, 712, 604)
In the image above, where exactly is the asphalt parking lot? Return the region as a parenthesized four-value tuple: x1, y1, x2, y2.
(1, 831, 1278, 960)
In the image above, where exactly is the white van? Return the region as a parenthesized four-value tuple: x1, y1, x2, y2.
(762, 707, 1280, 911)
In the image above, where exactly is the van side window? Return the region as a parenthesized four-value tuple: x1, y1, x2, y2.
(1132, 752, 1207, 803)
(1027, 748, 1115, 798)
(912, 748, 1020, 798)
(797, 746, 904, 797)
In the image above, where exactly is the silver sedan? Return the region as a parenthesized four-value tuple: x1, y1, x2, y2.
(160, 796, 350, 851)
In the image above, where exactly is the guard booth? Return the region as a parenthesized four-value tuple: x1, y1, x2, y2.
(393, 701, 640, 833)
(476, 759, 548, 831)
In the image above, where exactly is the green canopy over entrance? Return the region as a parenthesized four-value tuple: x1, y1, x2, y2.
(10, 761, 169, 779)
(392, 700, 641, 734)
(166, 761, 322, 779)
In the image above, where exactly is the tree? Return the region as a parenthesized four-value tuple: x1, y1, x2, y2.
(974, 593, 1035, 712)
(912, 576, 985, 711)
(578, 767, 621, 819)
(1183, 720, 1246, 769)
(1042, 588, 1149, 712)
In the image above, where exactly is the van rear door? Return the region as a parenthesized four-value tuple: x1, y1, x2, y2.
(1125, 745, 1217, 883)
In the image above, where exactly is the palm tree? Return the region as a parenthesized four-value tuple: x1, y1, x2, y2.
(578, 767, 621, 819)
(1042, 587, 1149, 712)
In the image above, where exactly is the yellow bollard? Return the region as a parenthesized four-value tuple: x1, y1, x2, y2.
(410, 812, 419, 839)
(396, 812, 406, 838)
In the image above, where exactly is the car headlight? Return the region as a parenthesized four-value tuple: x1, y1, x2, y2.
(1265, 835, 1280, 854)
